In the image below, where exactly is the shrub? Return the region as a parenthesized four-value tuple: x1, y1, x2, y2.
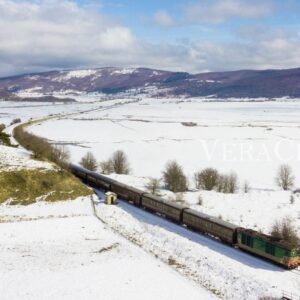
(227, 172, 238, 193)
(163, 160, 188, 193)
(50, 145, 70, 167)
(79, 152, 98, 171)
(99, 159, 114, 174)
(194, 168, 219, 191)
(271, 218, 300, 247)
(217, 172, 238, 193)
(243, 181, 250, 193)
(145, 178, 161, 195)
(10, 118, 21, 125)
(0, 123, 5, 131)
(0, 131, 14, 147)
(110, 150, 130, 174)
(275, 164, 295, 190)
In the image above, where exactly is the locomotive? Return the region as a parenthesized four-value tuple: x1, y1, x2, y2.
(70, 163, 300, 269)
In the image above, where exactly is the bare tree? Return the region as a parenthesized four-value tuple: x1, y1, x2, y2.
(145, 178, 161, 195)
(276, 164, 295, 190)
(228, 172, 238, 193)
(163, 160, 188, 192)
(217, 172, 238, 193)
(110, 150, 130, 174)
(79, 151, 97, 171)
(217, 174, 225, 192)
(271, 218, 300, 247)
(243, 181, 250, 193)
(194, 168, 219, 190)
(0, 124, 5, 131)
(99, 159, 114, 174)
(50, 145, 70, 166)
(270, 220, 282, 239)
(281, 219, 299, 246)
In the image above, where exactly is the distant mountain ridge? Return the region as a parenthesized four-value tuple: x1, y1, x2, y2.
(1, 66, 300, 100)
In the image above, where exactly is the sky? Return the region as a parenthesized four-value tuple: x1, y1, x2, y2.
(0, 0, 300, 77)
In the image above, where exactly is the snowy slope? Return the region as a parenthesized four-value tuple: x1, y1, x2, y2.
(0, 145, 53, 171)
(0, 197, 215, 300)
(2, 66, 300, 99)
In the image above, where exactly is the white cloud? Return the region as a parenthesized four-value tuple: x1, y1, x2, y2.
(0, 0, 140, 75)
(153, 10, 175, 27)
(185, 0, 273, 24)
(0, 0, 299, 77)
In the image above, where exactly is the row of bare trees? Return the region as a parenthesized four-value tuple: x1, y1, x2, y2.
(271, 218, 300, 247)
(13, 125, 70, 167)
(194, 168, 238, 193)
(79, 150, 130, 175)
(162, 162, 239, 194)
(78, 147, 297, 195)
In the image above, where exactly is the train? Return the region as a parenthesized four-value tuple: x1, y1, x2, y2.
(70, 163, 300, 269)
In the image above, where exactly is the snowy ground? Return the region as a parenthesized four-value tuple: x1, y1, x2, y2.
(93, 190, 300, 300)
(0, 197, 215, 300)
(26, 99, 300, 189)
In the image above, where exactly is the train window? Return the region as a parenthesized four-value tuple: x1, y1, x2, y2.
(265, 243, 275, 256)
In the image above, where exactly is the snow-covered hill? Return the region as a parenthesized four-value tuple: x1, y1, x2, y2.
(1, 66, 300, 100)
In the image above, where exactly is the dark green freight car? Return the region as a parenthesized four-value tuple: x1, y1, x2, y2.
(236, 228, 300, 269)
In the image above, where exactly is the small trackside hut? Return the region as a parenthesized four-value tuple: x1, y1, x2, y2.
(105, 192, 117, 205)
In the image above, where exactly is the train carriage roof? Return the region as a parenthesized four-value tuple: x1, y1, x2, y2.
(143, 194, 188, 210)
(184, 208, 239, 230)
(90, 172, 115, 183)
(110, 180, 145, 194)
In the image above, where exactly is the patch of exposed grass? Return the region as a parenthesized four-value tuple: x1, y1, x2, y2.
(0, 169, 93, 205)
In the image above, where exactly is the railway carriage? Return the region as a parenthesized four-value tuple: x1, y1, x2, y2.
(110, 181, 144, 206)
(88, 172, 112, 190)
(182, 209, 239, 244)
(236, 228, 300, 268)
(69, 164, 88, 181)
(141, 194, 187, 222)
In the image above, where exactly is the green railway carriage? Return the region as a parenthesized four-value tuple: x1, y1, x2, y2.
(236, 228, 300, 268)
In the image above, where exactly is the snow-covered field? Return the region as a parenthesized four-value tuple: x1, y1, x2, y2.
(27, 99, 300, 189)
(0, 198, 214, 300)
